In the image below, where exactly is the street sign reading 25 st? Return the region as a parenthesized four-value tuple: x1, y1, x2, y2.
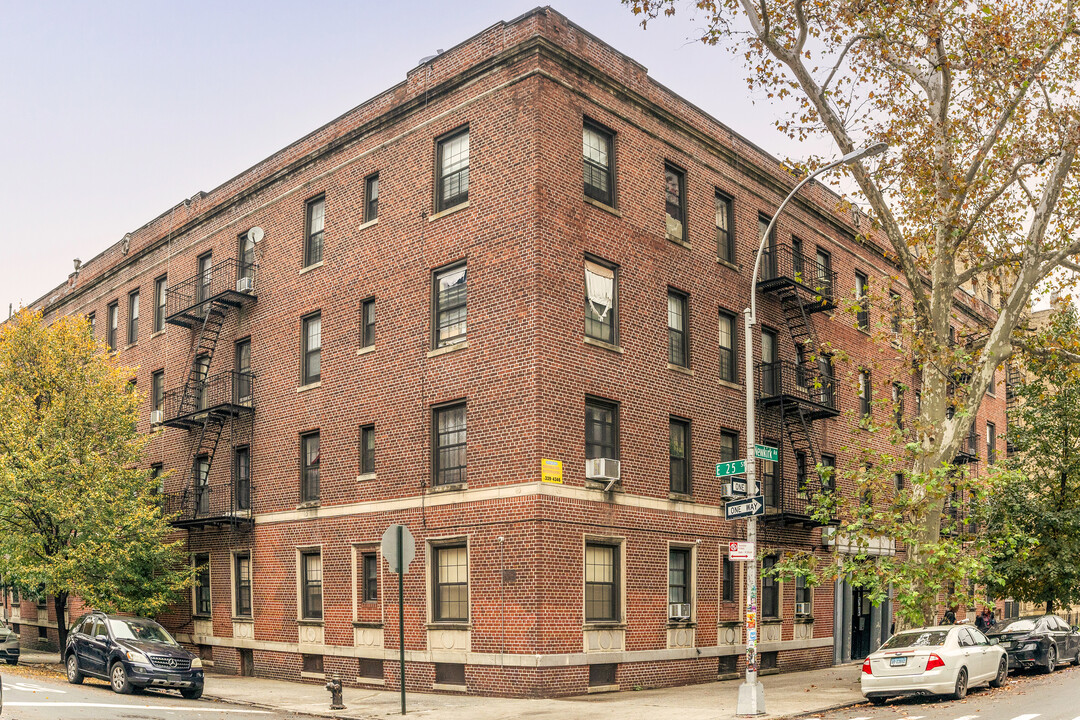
(715, 459, 747, 478)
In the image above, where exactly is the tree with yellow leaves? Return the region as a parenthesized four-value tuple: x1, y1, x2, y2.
(0, 309, 189, 650)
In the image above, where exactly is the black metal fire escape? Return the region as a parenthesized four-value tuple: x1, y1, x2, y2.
(161, 257, 256, 530)
(756, 245, 839, 526)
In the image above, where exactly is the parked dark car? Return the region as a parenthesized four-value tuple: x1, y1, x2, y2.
(986, 614, 1080, 672)
(64, 611, 203, 698)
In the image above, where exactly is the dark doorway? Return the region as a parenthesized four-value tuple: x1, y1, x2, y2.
(240, 649, 254, 677)
(851, 587, 873, 660)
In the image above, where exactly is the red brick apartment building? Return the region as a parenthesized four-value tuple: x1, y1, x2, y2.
(10, 7, 1005, 697)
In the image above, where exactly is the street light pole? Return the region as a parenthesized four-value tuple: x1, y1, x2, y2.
(736, 143, 887, 717)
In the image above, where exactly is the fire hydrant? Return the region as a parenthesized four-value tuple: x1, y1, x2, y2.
(325, 676, 345, 710)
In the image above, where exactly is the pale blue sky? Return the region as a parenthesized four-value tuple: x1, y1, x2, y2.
(0, 1, 820, 312)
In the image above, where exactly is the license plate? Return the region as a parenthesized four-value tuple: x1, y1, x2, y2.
(167, 674, 181, 682)
(889, 657, 908, 667)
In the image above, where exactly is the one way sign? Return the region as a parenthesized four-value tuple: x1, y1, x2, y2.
(725, 495, 765, 520)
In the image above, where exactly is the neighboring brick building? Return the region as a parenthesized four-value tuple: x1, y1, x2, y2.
(12, 7, 1005, 696)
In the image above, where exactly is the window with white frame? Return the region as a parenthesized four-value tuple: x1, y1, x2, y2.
(585, 258, 617, 344)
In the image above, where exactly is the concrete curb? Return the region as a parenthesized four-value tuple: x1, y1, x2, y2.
(782, 698, 867, 719)
(200, 692, 378, 720)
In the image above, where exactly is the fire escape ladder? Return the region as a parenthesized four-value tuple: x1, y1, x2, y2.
(189, 413, 226, 514)
(177, 304, 228, 417)
(778, 287, 818, 356)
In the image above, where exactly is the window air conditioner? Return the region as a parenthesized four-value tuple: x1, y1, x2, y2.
(150, 410, 164, 426)
(795, 602, 811, 616)
(669, 603, 691, 620)
(236, 276, 254, 293)
(585, 458, 620, 481)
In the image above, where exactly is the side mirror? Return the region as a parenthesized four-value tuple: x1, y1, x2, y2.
(94, 635, 108, 644)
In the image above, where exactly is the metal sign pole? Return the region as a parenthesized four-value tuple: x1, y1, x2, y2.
(398, 524, 406, 716)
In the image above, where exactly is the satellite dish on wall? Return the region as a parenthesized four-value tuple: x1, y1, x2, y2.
(248, 227, 264, 244)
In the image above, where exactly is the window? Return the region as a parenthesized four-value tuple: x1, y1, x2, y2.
(589, 663, 617, 687)
(585, 398, 618, 461)
(436, 128, 469, 211)
(432, 543, 468, 621)
(795, 575, 811, 615)
(795, 451, 808, 496)
(150, 463, 164, 495)
(987, 421, 997, 464)
(359, 658, 383, 680)
(815, 248, 832, 296)
(153, 275, 167, 332)
(197, 253, 213, 305)
(759, 215, 776, 279)
(301, 313, 321, 385)
(360, 424, 375, 475)
(988, 369, 997, 397)
(195, 455, 210, 515)
(300, 432, 320, 502)
(761, 438, 779, 507)
(715, 192, 734, 263)
(151, 370, 164, 417)
(667, 290, 689, 367)
(915, 390, 922, 417)
(583, 121, 614, 206)
(718, 310, 736, 382)
(664, 164, 686, 242)
(762, 555, 779, 618)
(585, 258, 617, 344)
(87, 312, 95, 339)
(193, 355, 210, 411)
(126, 290, 139, 345)
(238, 233, 255, 282)
(669, 418, 690, 495)
(301, 551, 323, 620)
(855, 271, 870, 331)
(433, 263, 467, 348)
(969, 421, 980, 457)
(859, 370, 872, 421)
(722, 555, 735, 602)
(107, 301, 118, 351)
(668, 547, 691, 617)
(302, 654, 323, 673)
(893, 382, 904, 430)
(890, 291, 902, 335)
(894, 472, 905, 492)
(364, 173, 379, 222)
(434, 402, 467, 486)
(362, 552, 378, 602)
(236, 338, 252, 406)
(304, 196, 325, 267)
(820, 454, 836, 492)
(235, 446, 251, 511)
(194, 553, 211, 617)
(720, 430, 738, 462)
(235, 553, 252, 618)
(584, 542, 619, 622)
(792, 236, 804, 279)
(761, 327, 779, 396)
(360, 298, 375, 349)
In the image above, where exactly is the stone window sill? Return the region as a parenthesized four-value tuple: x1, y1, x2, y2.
(588, 684, 619, 694)
(300, 671, 325, 680)
(124, 342, 137, 351)
(717, 258, 740, 272)
(795, 615, 815, 623)
(584, 197, 621, 217)
(426, 622, 471, 631)
(582, 622, 626, 631)
(668, 492, 694, 503)
(583, 337, 623, 354)
(666, 620, 696, 629)
(297, 381, 322, 393)
(667, 235, 691, 250)
(428, 201, 470, 222)
(150, 330, 165, 340)
(358, 677, 386, 686)
(297, 619, 324, 627)
(718, 379, 742, 391)
(299, 261, 324, 276)
(231, 616, 254, 624)
(667, 363, 694, 376)
(358, 218, 379, 231)
(296, 500, 321, 510)
(433, 682, 468, 693)
(352, 621, 383, 629)
(427, 340, 468, 358)
(192, 615, 211, 621)
(429, 482, 467, 494)
(585, 480, 622, 493)
(357, 345, 375, 356)
(356, 472, 376, 482)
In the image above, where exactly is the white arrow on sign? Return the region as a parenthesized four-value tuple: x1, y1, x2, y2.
(724, 495, 764, 520)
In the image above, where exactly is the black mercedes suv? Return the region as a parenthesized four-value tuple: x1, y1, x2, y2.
(64, 612, 203, 698)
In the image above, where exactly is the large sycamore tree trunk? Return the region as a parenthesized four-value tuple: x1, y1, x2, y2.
(53, 592, 68, 652)
(628, 0, 1080, 625)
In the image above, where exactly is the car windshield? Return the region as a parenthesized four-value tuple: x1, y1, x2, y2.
(996, 619, 1037, 633)
(880, 630, 951, 649)
(107, 618, 178, 645)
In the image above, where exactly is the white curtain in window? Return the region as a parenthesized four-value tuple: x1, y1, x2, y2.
(585, 260, 614, 321)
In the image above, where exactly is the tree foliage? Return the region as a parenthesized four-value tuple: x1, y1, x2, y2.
(627, 0, 1080, 624)
(0, 310, 190, 648)
(985, 308, 1080, 612)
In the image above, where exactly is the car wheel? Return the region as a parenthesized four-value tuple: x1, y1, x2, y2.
(1073, 647, 1080, 666)
(1044, 646, 1057, 674)
(4, 658, 16, 666)
(950, 667, 968, 700)
(869, 697, 887, 706)
(110, 662, 134, 694)
(65, 654, 84, 685)
(180, 687, 203, 700)
(990, 657, 1008, 688)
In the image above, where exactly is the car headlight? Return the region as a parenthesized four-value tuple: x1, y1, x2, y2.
(190, 657, 202, 669)
(125, 649, 150, 664)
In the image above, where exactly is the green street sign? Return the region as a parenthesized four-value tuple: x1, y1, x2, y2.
(754, 444, 778, 462)
(715, 459, 747, 478)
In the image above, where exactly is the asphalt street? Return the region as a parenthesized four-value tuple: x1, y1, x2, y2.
(813, 661, 1080, 720)
(0, 670, 305, 719)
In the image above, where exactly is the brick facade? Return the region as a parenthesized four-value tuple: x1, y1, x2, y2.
(12, 7, 1005, 697)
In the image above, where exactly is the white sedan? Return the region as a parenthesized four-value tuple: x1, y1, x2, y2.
(861, 625, 1008, 705)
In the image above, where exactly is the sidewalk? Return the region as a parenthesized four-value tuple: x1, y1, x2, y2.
(20, 651, 865, 719)
(199, 664, 864, 720)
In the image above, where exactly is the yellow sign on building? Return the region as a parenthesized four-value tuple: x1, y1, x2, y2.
(541, 458, 563, 484)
